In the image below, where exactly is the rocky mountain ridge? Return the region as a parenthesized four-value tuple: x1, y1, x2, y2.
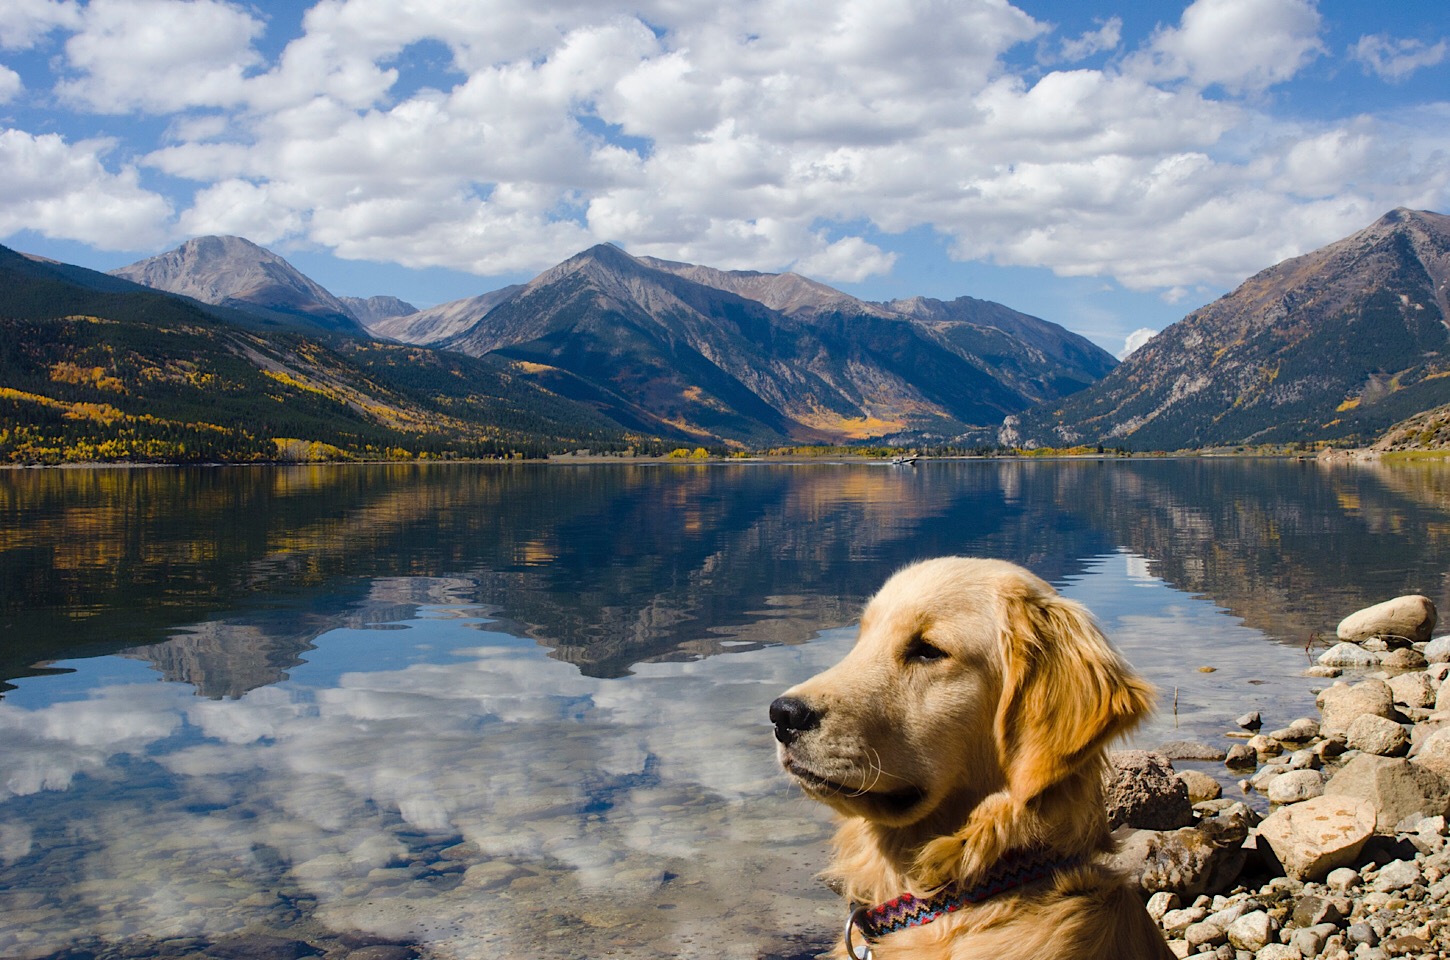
(112, 237, 1115, 446)
(429, 243, 1116, 444)
(340, 294, 417, 329)
(111, 235, 368, 335)
(1006, 209, 1450, 451)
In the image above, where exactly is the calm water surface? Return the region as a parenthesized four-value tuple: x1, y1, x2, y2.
(5, 459, 1450, 959)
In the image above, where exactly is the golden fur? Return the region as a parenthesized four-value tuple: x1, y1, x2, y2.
(773, 557, 1173, 959)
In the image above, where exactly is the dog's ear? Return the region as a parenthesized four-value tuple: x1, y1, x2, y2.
(996, 590, 1155, 804)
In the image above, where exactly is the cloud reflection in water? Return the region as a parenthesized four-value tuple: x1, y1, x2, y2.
(0, 554, 1328, 960)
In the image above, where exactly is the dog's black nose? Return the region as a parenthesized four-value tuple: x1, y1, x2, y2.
(769, 696, 821, 744)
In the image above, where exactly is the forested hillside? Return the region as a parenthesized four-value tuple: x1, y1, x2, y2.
(0, 246, 641, 463)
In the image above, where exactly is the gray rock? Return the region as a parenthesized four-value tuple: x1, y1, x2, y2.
(1257, 795, 1376, 881)
(1325, 866, 1359, 892)
(1323, 752, 1450, 833)
(1236, 711, 1262, 730)
(1158, 740, 1227, 761)
(1317, 680, 1398, 737)
(1370, 857, 1421, 892)
(1338, 595, 1437, 645)
(1291, 925, 1334, 958)
(1318, 641, 1381, 668)
(1250, 765, 1283, 792)
(1226, 910, 1277, 952)
(1423, 636, 1450, 664)
(1266, 769, 1324, 805)
(1343, 714, 1410, 756)
(1106, 751, 1194, 830)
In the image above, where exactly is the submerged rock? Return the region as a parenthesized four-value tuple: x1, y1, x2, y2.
(1317, 642, 1381, 668)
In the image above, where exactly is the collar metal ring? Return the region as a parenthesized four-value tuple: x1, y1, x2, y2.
(844, 905, 873, 960)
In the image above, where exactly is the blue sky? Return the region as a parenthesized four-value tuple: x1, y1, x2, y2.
(1, 0, 1446, 355)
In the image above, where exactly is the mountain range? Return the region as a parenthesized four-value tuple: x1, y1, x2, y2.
(0, 244, 632, 464)
(1005, 208, 1450, 451)
(106, 236, 1118, 447)
(4, 206, 1449, 461)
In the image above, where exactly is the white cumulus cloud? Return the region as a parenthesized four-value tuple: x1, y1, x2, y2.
(0, 0, 80, 50)
(0, 130, 173, 247)
(56, 0, 264, 113)
(0, 0, 1445, 299)
(1131, 0, 1324, 94)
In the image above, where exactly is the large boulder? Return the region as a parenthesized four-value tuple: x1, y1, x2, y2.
(1337, 595, 1437, 645)
(1323, 753, 1450, 833)
(1344, 714, 1410, 756)
(1109, 804, 1252, 897)
(1411, 726, 1450, 782)
(1257, 795, 1376, 881)
(1388, 671, 1437, 710)
(1317, 679, 1398, 738)
(1105, 751, 1193, 830)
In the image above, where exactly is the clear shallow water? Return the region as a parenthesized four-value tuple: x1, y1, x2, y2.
(5, 459, 1450, 959)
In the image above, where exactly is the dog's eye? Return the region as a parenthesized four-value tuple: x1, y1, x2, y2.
(904, 637, 948, 664)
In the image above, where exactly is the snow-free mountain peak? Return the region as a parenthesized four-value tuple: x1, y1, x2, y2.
(111, 236, 366, 335)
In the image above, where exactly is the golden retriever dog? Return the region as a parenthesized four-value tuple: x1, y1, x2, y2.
(771, 557, 1172, 960)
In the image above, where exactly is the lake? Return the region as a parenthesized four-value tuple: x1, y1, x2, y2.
(4, 458, 1450, 960)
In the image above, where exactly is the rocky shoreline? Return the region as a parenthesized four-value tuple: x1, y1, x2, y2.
(1110, 594, 1450, 959)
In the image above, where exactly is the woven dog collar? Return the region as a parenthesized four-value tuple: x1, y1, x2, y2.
(846, 847, 1085, 955)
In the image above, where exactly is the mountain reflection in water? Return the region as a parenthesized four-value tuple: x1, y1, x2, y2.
(4, 459, 1450, 958)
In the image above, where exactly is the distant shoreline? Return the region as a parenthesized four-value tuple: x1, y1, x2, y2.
(1, 449, 1420, 470)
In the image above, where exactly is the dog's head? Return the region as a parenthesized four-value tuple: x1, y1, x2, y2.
(771, 557, 1154, 830)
